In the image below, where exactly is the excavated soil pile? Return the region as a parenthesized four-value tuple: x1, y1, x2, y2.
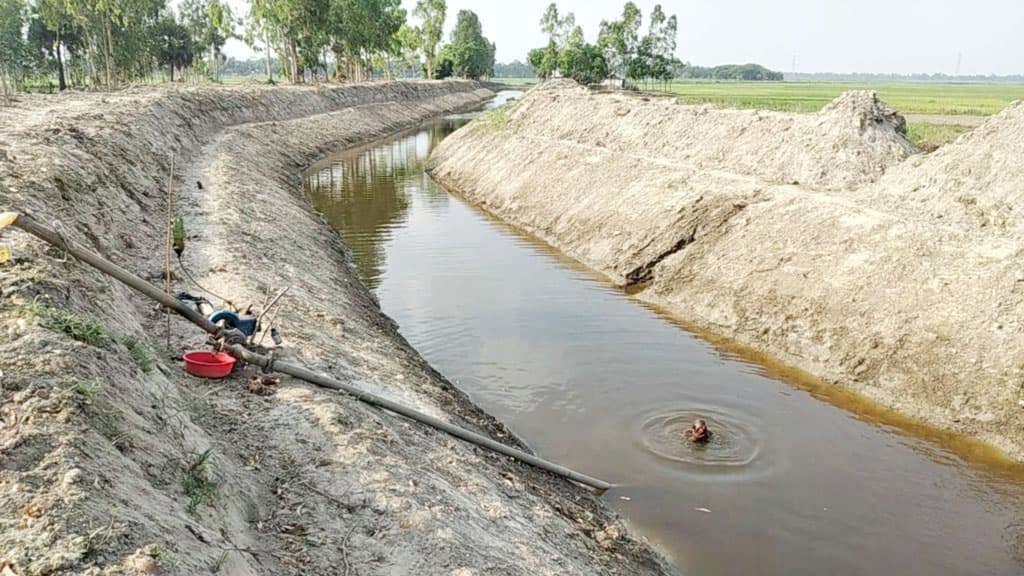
(0, 82, 674, 575)
(428, 80, 1024, 461)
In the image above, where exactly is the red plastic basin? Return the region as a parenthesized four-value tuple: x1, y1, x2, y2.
(183, 351, 236, 379)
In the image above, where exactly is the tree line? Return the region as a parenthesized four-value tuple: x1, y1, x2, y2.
(524, 2, 784, 87)
(492, 60, 532, 78)
(677, 63, 783, 81)
(0, 0, 497, 95)
(527, 2, 678, 87)
(788, 72, 1024, 83)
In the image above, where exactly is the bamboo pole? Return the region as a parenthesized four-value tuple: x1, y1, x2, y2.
(164, 155, 175, 350)
(2, 212, 612, 492)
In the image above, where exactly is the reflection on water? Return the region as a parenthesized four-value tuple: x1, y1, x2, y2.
(307, 137, 415, 289)
(305, 94, 1024, 576)
(307, 93, 514, 289)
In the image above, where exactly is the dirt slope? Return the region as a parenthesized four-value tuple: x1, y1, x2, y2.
(0, 82, 674, 575)
(428, 80, 1024, 461)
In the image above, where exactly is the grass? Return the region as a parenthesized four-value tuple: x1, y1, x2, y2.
(183, 449, 218, 514)
(656, 80, 1022, 149)
(664, 81, 1024, 115)
(122, 336, 156, 373)
(151, 544, 173, 569)
(51, 380, 102, 411)
(22, 300, 157, 370)
(906, 123, 974, 152)
(77, 522, 115, 559)
(477, 105, 511, 132)
(96, 413, 133, 452)
(24, 298, 109, 347)
(73, 381, 102, 401)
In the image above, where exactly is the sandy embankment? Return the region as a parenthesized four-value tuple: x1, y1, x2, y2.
(0, 82, 674, 575)
(428, 80, 1024, 461)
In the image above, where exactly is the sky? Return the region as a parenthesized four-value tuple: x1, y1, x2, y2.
(209, 0, 1024, 75)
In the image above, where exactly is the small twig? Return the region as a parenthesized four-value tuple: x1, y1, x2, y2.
(250, 286, 290, 344)
(176, 256, 237, 311)
(255, 297, 287, 347)
(340, 525, 357, 576)
(258, 289, 272, 320)
(294, 477, 355, 509)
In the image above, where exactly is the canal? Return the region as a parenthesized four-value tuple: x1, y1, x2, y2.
(305, 93, 1024, 576)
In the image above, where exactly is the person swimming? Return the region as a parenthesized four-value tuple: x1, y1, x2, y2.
(684, 418, 711, 443)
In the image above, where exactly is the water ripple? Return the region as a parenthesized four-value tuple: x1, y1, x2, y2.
(637, 406, 773, 479)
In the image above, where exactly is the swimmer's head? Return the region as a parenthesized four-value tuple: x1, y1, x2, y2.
(687, 418, 708, 442)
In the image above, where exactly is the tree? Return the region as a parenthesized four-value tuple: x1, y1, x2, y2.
(527, 47, 545, 78)
(246, 0, 412, 84)
(640, 4, 676, 86)
(412, 0, 445, 79)
(647, 4, 676, 61)
(539, 3, 559, 38)
(446, 9, 494, 80)
(245, 0, 280, 81)
(0, 0, 29, 97)
(558, 26, 608, 85)
(112, 0, 168, 81)
(247, 0, 332, 83)
(27, 14, 56, 88)
(394, 23, 421, 76)
(34, 0, 78, 90)
(597, 2, 642, 77)
(433, 48, 453, 79)
(155, 15, 194, 81)
(181, 0, 236, 80)
(527, 38, 559, 80)
(626, 37, 650, 83)
(329, 0, 405, 82)
(530, 4, 614, 84)
(530, 3, 574, 80)
(60, 0, 166, 87)
(539, 2, 574, 47)
(206, 0, 236, 79)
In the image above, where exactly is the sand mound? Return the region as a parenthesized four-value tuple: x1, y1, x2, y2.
(869, 100, 1024, 230)
(498, 81, 915, 192)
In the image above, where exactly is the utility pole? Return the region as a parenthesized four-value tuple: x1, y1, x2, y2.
(955, 52, 962, 77)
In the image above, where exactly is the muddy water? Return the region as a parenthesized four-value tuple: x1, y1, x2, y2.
(305, 94, 1024, 576)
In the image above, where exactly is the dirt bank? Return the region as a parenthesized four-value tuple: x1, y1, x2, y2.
(0, 82, 674, 575)
(428, 80, 1024, 461)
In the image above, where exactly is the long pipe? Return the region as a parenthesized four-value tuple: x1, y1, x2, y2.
(3, 212, 612, 492)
